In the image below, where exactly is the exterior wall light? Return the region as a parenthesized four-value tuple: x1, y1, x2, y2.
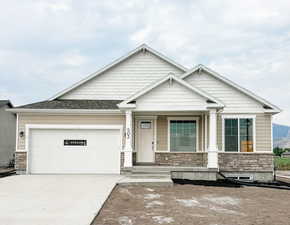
(19, 131, 25, 138)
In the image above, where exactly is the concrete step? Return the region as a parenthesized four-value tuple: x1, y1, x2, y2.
(118, 173, 173, 187)
(122, 166, 219, 181)
(118, 176, 173, 187)
(131, 170, 171, 175)
(129, 173, 171, 179)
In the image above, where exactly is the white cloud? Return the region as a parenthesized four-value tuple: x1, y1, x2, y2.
(0, 0, 289, 125)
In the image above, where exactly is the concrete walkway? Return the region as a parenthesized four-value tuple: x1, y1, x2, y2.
(0, 175, 123, 225)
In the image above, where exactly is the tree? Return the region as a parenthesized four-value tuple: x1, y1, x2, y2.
(273, 147, 286, 157)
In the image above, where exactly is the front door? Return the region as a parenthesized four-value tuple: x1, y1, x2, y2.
(137, 120, 155, 163)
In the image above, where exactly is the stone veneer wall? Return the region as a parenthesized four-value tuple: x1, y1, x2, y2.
(16, 151, 137, 172)
(16, 151, 274, 173)
(218, 153, 274, 172)
(15, 152, 27, 172)
(155, 152, 207, 167)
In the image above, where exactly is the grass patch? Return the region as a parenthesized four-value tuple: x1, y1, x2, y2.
(274, 157, 290, 170)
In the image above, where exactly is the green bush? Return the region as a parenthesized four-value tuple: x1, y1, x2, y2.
(274, 157, 290, 170)
(273, 147, 286, 157)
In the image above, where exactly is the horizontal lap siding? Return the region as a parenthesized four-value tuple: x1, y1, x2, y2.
(185, 71, 265, 113)
(61, 51, 183, 100)
(217, 115, 222, 150)
(256, 114, 272, 152)
(135, 81, 207, 111)
(157, 116, 167, 151)
(17, 114, 125, 150)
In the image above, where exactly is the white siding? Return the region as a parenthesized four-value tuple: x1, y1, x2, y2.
(135, 81, 207, 111)
(185, 71, 265, 113)
(61, 51, 183, 100)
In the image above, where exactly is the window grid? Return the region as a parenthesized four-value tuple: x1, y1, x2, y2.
(224, 118, 254, 152)
(170, 120, 197, 152)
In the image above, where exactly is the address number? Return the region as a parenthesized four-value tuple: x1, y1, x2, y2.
(64, 140, 87, 146)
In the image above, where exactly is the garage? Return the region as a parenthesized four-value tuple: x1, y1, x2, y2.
(27, 125, 122, 174)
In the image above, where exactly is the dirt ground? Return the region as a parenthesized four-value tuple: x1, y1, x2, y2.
(92, 183, 290, 225)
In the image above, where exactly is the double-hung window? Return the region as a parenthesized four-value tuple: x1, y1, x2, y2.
(223, 116, 255, 152)
(168, 117, 198, 152)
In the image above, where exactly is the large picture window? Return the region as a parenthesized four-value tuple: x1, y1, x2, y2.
(223, 116, 254, 152)
(169, 118, 198, 152)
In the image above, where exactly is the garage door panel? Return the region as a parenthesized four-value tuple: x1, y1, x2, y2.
(29, 128, 121, 174)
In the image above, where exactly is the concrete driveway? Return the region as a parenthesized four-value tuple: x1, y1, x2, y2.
(0, 175, 123, 225)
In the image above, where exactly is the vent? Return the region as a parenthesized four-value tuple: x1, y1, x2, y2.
(206, 99, 216, 104)
(227, 175, 253, 181)
(263, 105, 273, 110)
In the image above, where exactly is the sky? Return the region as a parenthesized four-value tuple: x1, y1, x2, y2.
(0, 0, 290, 125)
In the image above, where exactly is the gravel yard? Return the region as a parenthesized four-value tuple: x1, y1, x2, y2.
(92, 183, 290, 225)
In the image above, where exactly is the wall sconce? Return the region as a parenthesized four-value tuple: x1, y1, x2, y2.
(19, 131, 25, 138)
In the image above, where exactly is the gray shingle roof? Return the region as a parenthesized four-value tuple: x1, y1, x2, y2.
(15, 100, 122, 110)
(0, 100, 13, 108)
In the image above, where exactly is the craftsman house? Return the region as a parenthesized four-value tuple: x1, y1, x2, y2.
(9, 44, 280, 181)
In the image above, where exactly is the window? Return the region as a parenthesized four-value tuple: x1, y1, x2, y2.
(224, 119, 238, 152)
(169, 118, 198, 152)
(223, 116, 254, 152)
(140, 121, 151, 129)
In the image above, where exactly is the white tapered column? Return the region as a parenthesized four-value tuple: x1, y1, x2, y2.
(207, 109, 218, 168)
(124, 110, 133, 167)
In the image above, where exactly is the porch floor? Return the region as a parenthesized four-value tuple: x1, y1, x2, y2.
(131, 165, 218, 172)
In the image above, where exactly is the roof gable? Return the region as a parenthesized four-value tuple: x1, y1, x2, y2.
(181, 64, 281, 113)
(119, 74, 224, 110)
(50, 44, 187, 101)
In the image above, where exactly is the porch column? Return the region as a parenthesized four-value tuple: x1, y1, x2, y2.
(207, 109, 218, 168)
(124, 110, 133, 167)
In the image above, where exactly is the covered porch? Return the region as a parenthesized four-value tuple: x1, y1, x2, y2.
(118, 74, 223, 174)
(122, 109, 219, 171)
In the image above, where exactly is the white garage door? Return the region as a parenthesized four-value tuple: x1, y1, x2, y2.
(29, 128, 121, 174)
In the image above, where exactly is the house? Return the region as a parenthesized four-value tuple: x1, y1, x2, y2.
(8, 44, 280, 181)
(0, 100, 16, 167)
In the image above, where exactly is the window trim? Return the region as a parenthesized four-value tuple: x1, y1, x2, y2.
(222, 115, 256, 153)
(167, 117, 199, 152)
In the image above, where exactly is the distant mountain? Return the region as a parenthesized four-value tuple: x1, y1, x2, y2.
(273, 123, 290, 148)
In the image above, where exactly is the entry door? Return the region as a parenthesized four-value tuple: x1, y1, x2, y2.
(137, 120, 155, 163)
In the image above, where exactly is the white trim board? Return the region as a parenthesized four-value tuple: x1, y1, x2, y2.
(49, 44, 187, 101)
(24, 124, 123, 174)
(15, 113, 19, 151)
(181, 64, 281, 113)
(221, 115, 256, 153)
